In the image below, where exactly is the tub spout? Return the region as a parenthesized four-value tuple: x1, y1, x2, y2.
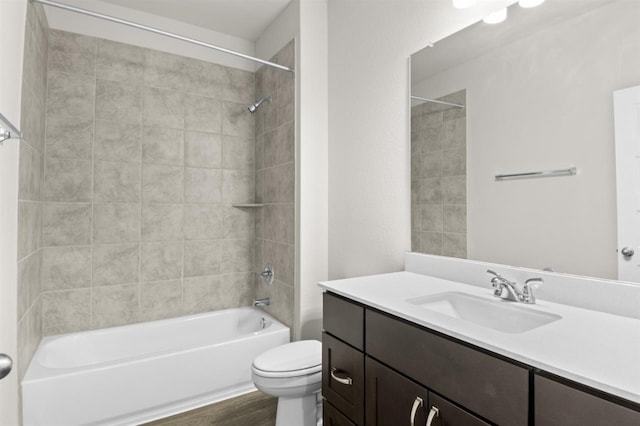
(253, 298, 270, 307)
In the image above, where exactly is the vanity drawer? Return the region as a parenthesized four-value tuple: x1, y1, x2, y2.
(365, 310, 529, 426)
(535, 374, 640, 425)
(323, 332, 365, 425)
(323, 292, 364, 350)
(324, 401, 356, 426)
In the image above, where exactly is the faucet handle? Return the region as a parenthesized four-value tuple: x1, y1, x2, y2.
(523, 277, 543, 303)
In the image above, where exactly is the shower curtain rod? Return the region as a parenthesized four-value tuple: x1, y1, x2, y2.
(32, 0, 294, 73)
(411, 95, 464, 109)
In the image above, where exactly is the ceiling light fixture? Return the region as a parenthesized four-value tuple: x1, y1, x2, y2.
(519, 0, 545, 7)
(483, 7, 507, 24)
(452, 0, 477, 9)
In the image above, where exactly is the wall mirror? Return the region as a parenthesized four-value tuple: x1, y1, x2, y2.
(410, 0, 640, 283)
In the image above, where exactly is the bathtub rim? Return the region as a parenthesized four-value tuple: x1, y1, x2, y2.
(23, 307, 289, 382)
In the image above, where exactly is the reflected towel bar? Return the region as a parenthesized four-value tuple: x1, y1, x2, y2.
(0, 112, 22, 144)
(495, 167, 577, 181)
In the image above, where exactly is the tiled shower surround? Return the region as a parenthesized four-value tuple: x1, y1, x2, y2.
(411, 90, 467, 258)
(17, 2, 49, 379)
(38, 29, 295, 335)
(254, 43, 295, 327)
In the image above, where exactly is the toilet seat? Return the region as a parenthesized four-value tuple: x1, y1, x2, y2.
(251, 340, 322, 379)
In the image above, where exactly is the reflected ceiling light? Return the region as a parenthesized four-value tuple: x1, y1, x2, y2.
(453, 0, 477, 9)
(483, 7, 507, 24)
(519, 0, 545, 7)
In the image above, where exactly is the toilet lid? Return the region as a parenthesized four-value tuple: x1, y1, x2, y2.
(252, 340, 321, 377)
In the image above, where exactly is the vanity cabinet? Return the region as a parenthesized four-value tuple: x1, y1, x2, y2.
(322, 291, 640, 425)
(534, 374, 640, 425)
(365, 357, 490, 426)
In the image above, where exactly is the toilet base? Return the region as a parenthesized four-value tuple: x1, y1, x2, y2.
(275, 392, 322, 426)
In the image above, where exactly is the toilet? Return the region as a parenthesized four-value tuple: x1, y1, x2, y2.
(251, 340, 322, 426)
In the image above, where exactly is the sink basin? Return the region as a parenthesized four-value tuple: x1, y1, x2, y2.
(407, 291, 561, 334)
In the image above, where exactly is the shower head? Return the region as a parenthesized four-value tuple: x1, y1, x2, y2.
(247, 96, 272, 113)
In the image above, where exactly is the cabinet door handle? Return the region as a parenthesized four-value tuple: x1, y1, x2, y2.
(410, 396, 423, 426)
(330, 367, 353, 385)
(426, 406, 440, 426)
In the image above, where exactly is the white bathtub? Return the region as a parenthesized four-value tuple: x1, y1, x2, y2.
(22, 307, 290, 426)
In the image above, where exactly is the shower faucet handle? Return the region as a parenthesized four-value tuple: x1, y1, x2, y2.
(257, 263, 274, 285)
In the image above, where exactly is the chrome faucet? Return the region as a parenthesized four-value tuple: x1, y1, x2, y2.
(487, 270, 542, 304)
(253, 298, 271, 307)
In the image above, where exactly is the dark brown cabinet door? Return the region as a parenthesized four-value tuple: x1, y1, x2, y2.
(323, 332, 365, 425)
(535, 374, 640, 426)
(365, 357, 430, 426)
(324, 401, 356, 426)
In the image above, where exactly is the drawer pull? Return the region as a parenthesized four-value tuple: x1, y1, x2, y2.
(330, 367, 353, 385)
(410, 396, 424, 426)
(426, 406, 440, 426)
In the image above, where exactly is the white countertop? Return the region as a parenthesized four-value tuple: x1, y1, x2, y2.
(319, 271, 640, 404)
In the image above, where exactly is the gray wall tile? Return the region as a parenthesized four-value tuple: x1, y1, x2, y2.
(443, 205, 467, 233)
(420, 232, 443, 255)
(442, 148, 466, 177)
(92, 244, 139, 286)
(94, 120, 141, 163)
(18, 252, 42, 320)
(184, 240, 221, 278)
(47, 72, 95, 119)
(222, 67, 254, 103)
(221, 239, 253, 273)
(185, 95, 222, 133)
(96, 79, 142, 124)
(276, 81, 294, 128)
(223, 207, 255, 239)
(45, 116, 93, 160)
(223, 135, 254, 170)
(222, 169, 254, 203)
(92, 284, 139, 328)
(19, 142, 44, 201)
(94, 161, 141, 202)
(43, 202, 90, 247)
(183, 204, 222, 240)
(142, 126, 184, 166)
(184, 131, 222, 168)
(48, 30, 96, 76)
(142, 164, 184, 203)
(442, 233, 467, 258)
(143, 87, 184, 129)
(42, 288, 91, 335)
(223, 101, 253, 137)
(183, 275, 221, 314)
(184, 58, 223, 98)
(44, 158, 92, 202)
(97, 39, 143, 83)
(93, 203, 140, 244)
(421, 205, 443, 232)
(442, 176, 466, 204)
(185, 167, 221, 203)
(144, 49, 186, 91)
(141, 242, 183, 282)
(140, 280, 182, 321)
(42, 246, 91, 291)
(142, 204, 183, 242)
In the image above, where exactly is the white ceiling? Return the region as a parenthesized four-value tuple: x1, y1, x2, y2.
(99, 0, 291, 41)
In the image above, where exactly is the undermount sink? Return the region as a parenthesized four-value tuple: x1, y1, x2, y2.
(407, 291, 561, 334)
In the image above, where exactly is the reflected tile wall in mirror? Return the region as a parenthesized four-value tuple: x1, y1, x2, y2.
(411, 90, 467, 259)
